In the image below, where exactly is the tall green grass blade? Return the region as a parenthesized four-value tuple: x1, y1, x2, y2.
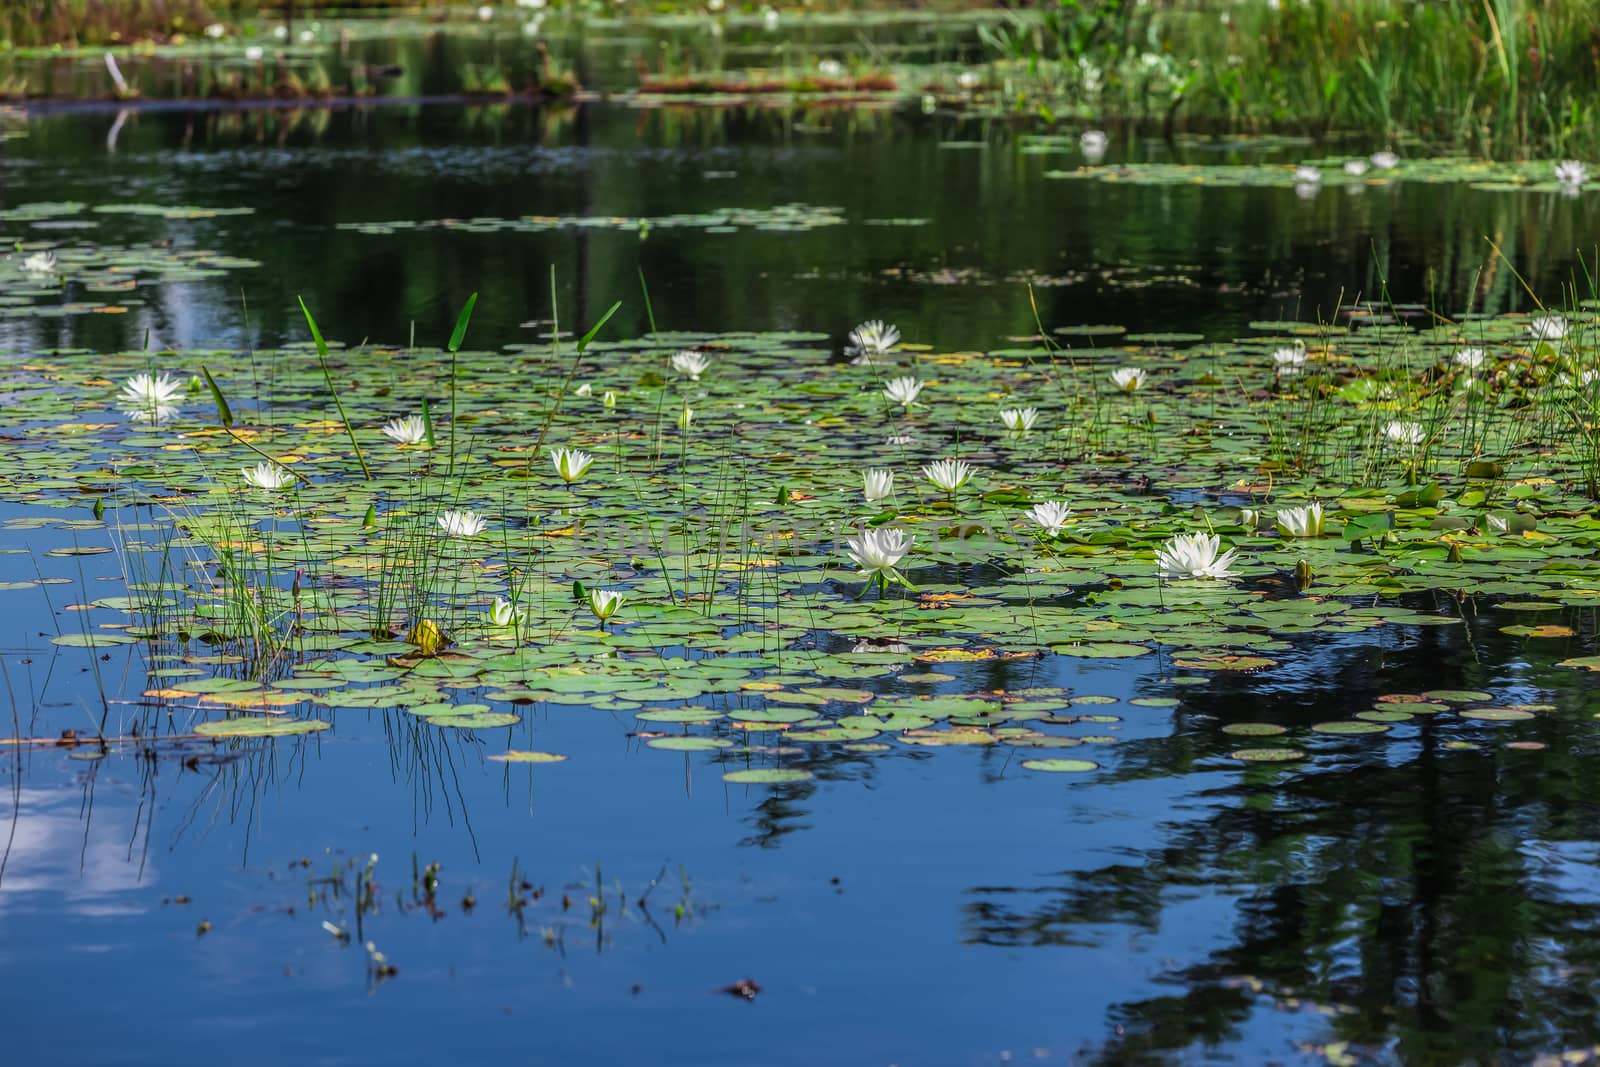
(298, 295, 372, 481)
(577, 300, 622, 354)
(199, 365, 233, 428)
(638, 269, 658, 337)
(446, 292, 477, 477)
(447, 292, 478, 353)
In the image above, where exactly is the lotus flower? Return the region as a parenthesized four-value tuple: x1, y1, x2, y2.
(1556, 160, 1588, 187)
(1000, 407, 1039, 432)
(22, 252, 56, 275)
(119, 371, 184, 409)
(1155, 532, 1240, 580)
(437, 509, 488, 538)
(1384, 421, 1425, 447)
(1276, 502, 1324, 538)
(921, 458, 974, 494)
(241, 462, 294, 491)
(670, 350, 710, 380)
(551, 447, 595, 484)
(1529, 315, 1568, 342)
(848, 319, 900, 360)
(1027, 500, 1070, 536)
(1110, 367, 1147, 393)
(883, 376, 924, 407)
(1370, 150, 1399, 170)
(1453, 347, 1486, 370)
(862, 469, 894, 503)
(844, 526, 912, 588)
(382, 416, 427, 445)
(588, 588, 625, 623)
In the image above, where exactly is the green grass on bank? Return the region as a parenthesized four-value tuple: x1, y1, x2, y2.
(11, 0, 1600, 159)
(988, 0, 1600, 158)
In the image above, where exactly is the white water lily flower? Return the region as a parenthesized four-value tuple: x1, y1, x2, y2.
(676, 404, 694, 430)
(477, 4, 494, 20)
(848, 319, 900, 359)
(588, 588, 625, 622)
(602, 390, 617, 407)
(885, 432, 915, 446)
(1529, 314, 1568, 341)
(1110, 367, 1147, 393)
(1454, 347, 1487, 370)
(1027, 500, 1070, 536)
(381, 415, 427, 445)
(574, 382, 592, 397)
(125, 404, 178, 425)
(245, 45, 264, 61)
(762, 6, 779, 30)
(1293, 165, 1321, 184)
(844, 526, 912, 580)
(22, 251, 56, 274)
(204, 22, 225, 38)
(670, 350, 710, 380)
(1370, 150, 1399, 170)
(1556, 160, 1588, 186)
(1000, 407, 1039, 432)
(1155, 532, 1240, 580)
(119, 371, 185, 409)
(1343, 159, 1370, 177)
(1384, 420, 1425, 447)
(862, 469, 894, 503)
(1273, 344, 1308, 374)
(1080, 129, 1108, 163)
(550, 447, 595, 483)
(437, 509, 488, 537)
(817, 58, 844, 78)
(883, 376, 924, 407)
(1240, 507, 1261, 528)
(487, 597, 523, 628)
(921, 458, 974, 493)
(1276, 501, 1324, 538)
(1487, 514, 1510, 534)
(241, 462, 294, 491)
(956, 70, 982, 90)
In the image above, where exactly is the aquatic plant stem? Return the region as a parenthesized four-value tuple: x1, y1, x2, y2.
(299, 296, 372, 481)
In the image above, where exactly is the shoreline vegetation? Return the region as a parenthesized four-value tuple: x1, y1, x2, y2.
(4, 1, 1598, 159)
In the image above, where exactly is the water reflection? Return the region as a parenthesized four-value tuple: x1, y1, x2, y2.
(962, 611, 1600, 1061)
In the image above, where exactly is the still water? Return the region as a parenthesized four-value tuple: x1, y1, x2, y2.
(2, 97, 1600, 1065)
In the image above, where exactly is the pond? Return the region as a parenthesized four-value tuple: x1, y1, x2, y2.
(5, 91, 1600, 1067)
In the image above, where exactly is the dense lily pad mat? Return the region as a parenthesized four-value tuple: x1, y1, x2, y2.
(4, 297, 1600, 770)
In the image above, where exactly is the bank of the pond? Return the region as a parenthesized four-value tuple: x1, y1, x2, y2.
(9, 2, 1600, 160)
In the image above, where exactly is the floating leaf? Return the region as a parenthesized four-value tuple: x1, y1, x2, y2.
(195, 718, 331, 738)
(722, 768, 813, 784)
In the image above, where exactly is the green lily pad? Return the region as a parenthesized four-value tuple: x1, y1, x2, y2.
(195, 718, 331, 738)
(722, 768, 813, 784)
